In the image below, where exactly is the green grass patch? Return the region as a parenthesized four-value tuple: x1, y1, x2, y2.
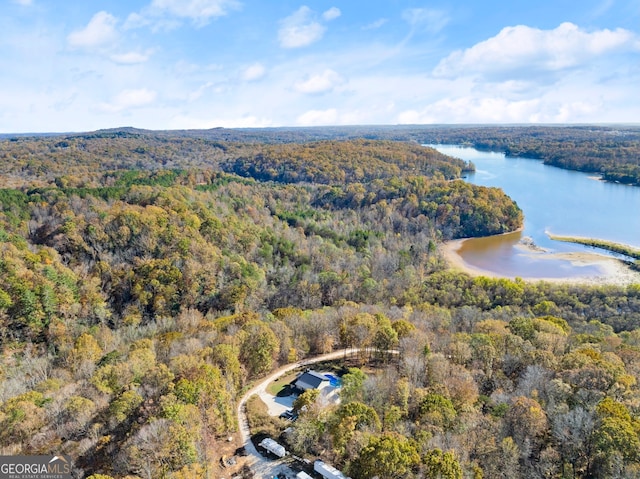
(266, 372, 298, 396)
(548, 234, 640, 260)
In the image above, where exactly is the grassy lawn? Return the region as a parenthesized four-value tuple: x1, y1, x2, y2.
(266, 371, 299, 396)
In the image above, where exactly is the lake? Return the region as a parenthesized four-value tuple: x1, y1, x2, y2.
(430, 145, 640, 279)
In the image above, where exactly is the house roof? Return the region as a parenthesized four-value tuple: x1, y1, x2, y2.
(294, 370, 329, 390)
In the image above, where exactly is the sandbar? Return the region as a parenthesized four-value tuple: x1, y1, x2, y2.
(441, 239, 640, 286)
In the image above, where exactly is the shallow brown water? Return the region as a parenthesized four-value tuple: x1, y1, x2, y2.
(455, 231, 603, 279)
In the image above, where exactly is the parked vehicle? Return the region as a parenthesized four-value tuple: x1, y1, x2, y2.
(258, 438, 287, 458)
(279, 409, 298, 421)
(314, 460, 350, 479)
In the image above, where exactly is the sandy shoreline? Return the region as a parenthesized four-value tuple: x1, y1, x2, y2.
(441, 238, 640, 286)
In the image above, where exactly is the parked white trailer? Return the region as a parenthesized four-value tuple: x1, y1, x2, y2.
(314, 460, 350, 479)
(258, 438, 287, 458)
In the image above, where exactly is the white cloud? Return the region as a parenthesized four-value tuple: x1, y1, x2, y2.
(67, 11, 118, 49)
(402, 8, 449, 34)
(126, 0, 240, 29)
(123, 12, 151, 30)
(294, 69, 344, 94)
(322, 7, 341, 21)
(187, 82, 215, 102)
(296, 108, 339, 126)
(110, 51, 152, 64)
(150, 0, 240, 21)
(171, 60, 223, 76)
(434, 22, 639, 78)
(278, 6, 326, 48)
(363, 19, 387, 30)
(13, 0, 33, 5)
(398, 97, 542, 124)
(241, 63, 266, 81)
(170, 114, 272, 129)
(397, 94, 603, 124)
(98, 88, 157, 113)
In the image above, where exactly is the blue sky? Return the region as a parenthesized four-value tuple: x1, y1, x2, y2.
(1, 0, 639, 132)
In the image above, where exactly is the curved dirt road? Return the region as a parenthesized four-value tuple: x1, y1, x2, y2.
(236, 348, 360, 478)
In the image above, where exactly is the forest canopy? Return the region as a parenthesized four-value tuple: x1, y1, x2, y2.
(0, 127, 639, 479)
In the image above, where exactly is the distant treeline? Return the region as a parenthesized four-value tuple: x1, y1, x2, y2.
(0, 134, 472, 188)
(4, 124, 639, 185)
(408, 125, 640, 186)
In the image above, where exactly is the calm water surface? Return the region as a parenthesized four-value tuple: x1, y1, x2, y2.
(430, 145, 640, 279)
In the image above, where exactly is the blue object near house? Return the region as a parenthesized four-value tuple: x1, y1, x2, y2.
(324, 374, 342, 387)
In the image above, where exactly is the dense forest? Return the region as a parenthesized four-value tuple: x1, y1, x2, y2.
(137, 124, 640, 186)
(0, 129, 639, 479)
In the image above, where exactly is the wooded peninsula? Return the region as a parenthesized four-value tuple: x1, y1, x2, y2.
(1, 126, 640, 479)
